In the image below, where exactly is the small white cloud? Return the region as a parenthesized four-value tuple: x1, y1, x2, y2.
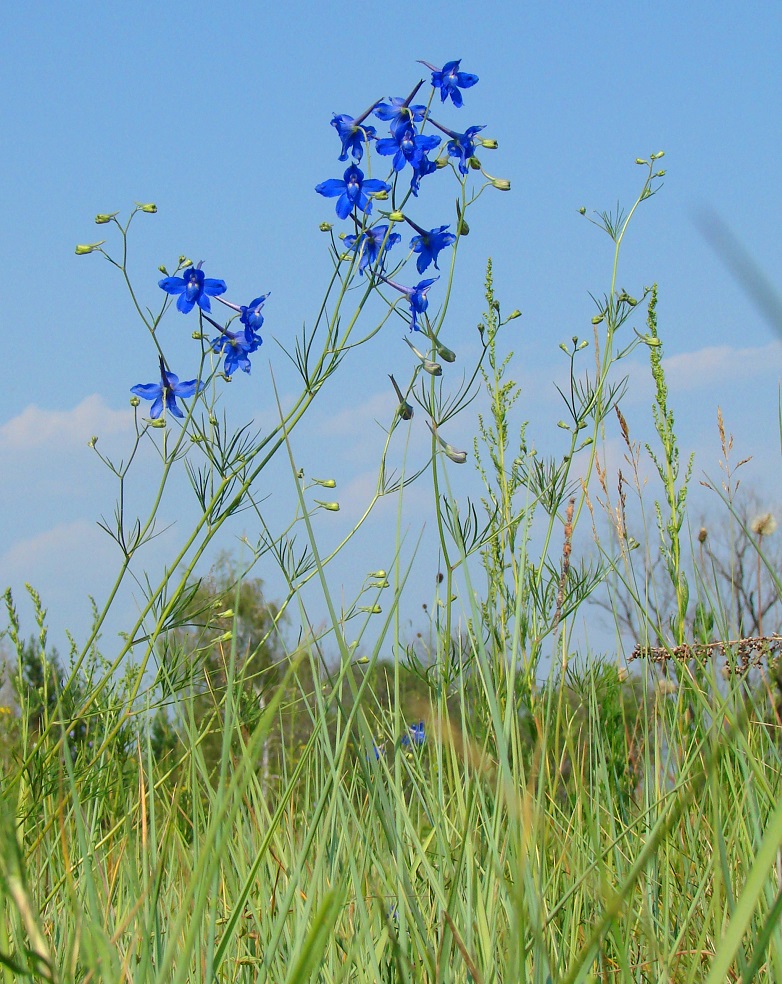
(0, 394, 131, 450)
(0, 519, 110, 581)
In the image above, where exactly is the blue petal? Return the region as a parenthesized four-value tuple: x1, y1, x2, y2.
(197, 294, 212, 312)
(316, 179, 346, 198)
(158, 276, 186, 295)
(362, 178, 391, 194)
(203, 278, 227, 297)
(375, 138, 399, 157)
(456, 71, 479, 89)
(335, 193, 353, 220)
(150, 395, 164, 418)
(172, 378, 202, 399)
(177, 293, 195, 313)
(131, 382, 162, 400)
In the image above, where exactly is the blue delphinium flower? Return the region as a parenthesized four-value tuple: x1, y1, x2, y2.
(343, 224, 401, 275)
(159, 263, 227, 314)
(239, 293, 269, 332)
(429, 121, 486, 175)
(375, 124, 440, 174)
(419, 59, 479, 108)
(406, 218, 456, 274)
(316, 165, 391, 220)
(211, 327, 262, 376)
(131, 357, 203, 419)
(374, 95, 427, 137)
(382, 275, 438, 331)
(400, 721, 426, 747)
(331, 112, 377, 163)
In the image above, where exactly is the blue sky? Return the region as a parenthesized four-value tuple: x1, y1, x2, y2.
(2, 1, 781, 658)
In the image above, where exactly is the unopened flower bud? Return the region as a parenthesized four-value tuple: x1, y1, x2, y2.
(209, 415, 218, 427)
(359, 604, 382, 614)
(388, 210, 405, 222)
(698, 527, 708, 544)
(457, 219, 469, 236)
(136, 202, 157, 213)
(651, 150, 665, 160)
(491, 177, 511, 191)
(635, 158, 647, 165)
(316, 500, 340, 512)
(423, 360, 442, 376)
(356, 656, 370, 664)
(130, 396, 141, 407)
(557, 420, 570, 430)
(591, 314, 604, 325)
(372, 190, 389, 201)
(507, 310, 521, 320)
(578, 206, 586, 215)
(75, 241, 105, 255)
(95, 212, 118, 224)
(150, 417, 167, 428)
(313, 477, 337, 488)
(319, 222, 333, 232)
(87, 435, 98, 448)
(369, 570, 387, 579)
(435, 155, 449, 168)
(655, 169, 666, 177)
(480, 138, 498, 149)
(159, 265, 169, 275)
(468, 157, 482, 170)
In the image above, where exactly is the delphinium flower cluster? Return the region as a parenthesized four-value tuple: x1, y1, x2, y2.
(80, 61, 507, 447)
(314, 58, 507, 454)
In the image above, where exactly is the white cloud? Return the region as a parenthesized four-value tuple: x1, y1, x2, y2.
(620, 341, 782, 405)
(0, 394, 131, 450)
(0, 520, 111, 579)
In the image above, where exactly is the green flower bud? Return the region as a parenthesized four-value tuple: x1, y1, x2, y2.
(355, 656, 370, 664)
(368, 570, 387, 579)
(338, 231, 347, 240)
(655, 169, 666, 177)
(507, 309, 521, 320)
(316, 500, 340, 512)
(75, 241, 105, 255)
(319, 222, 333, 232)
(150, 417, 167, 428)
(578, 206, 586, 215)
(159, 265, 169, 275)
(372, 190, 389, 201)
(635, 158, 647, 165)
(388, 210, 405, 222)
(557, 420, 570, 430)
(358, 604, 382, 614)
(130, 396, 140, 407)
(191, 330, 207, 340)
(313, 477, 337, 488)
(480, 138, 498, 149)
(87, 435, 98, 448)
(423, 360, 442, 376)
(491, 177, 511, 191)
(135, 202, 157, 213)
(95, 212, 118, 224)
(468, 156, 482, 170)
(651, 150, 665, 160)
(591, 314, 604, 325)
(435, 155, 449, 168)
(209, 415, 218, 426)
(457, 219, 470, 236)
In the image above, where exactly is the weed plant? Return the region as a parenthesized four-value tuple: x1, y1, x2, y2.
(2, 61, 782, 983)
